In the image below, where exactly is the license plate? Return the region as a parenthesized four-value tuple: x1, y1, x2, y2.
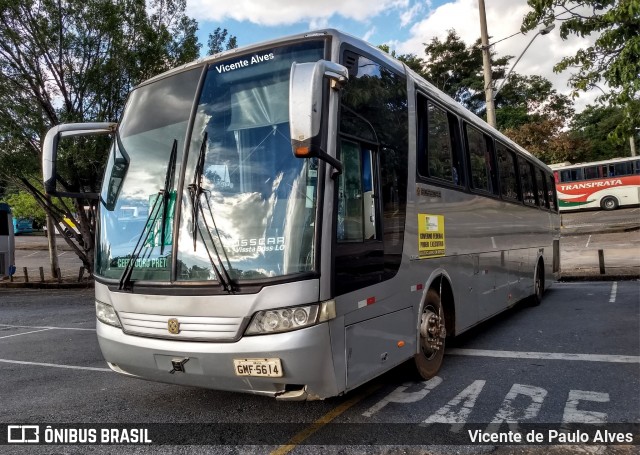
(233, 358, 283, 377)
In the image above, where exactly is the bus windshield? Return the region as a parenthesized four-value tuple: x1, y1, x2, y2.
(97, 40, 326, 282)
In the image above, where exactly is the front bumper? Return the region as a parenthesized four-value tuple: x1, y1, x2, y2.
(97, 320, 339, 399)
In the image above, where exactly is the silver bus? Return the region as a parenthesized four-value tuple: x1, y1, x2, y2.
(42, 29, 560, 400)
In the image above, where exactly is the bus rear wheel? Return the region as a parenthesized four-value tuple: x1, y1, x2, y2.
(530, 260, 545, 306)
(414, 289, 446, 379)
(601, 196, 619, 211)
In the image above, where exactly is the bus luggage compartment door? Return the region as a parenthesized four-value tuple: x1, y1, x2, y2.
(345, 307, 415, 390)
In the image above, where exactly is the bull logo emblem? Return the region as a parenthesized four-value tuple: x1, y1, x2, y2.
(168, 318, 180, 334)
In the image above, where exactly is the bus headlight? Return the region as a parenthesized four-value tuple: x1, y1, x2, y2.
(95, 300, 122, 328)
(245, 300, 335, 335)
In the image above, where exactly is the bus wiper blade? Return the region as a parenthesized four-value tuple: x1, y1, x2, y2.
(188, 133, 236, 293)
(160, 139, 178, 255)
(119, 139, 178, 291)
(191, 132, 207, 251)
(118, 191, 163, 291)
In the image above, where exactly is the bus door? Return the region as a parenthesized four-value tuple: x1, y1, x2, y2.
(334, 139, 384, 296)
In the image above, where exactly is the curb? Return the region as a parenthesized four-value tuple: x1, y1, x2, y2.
(559, 274, 639, 282)
(560, 224, 640, 237)
(0, 281, 94, 290)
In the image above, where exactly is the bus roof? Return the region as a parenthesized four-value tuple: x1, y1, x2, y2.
(549, 156, 638, 170)
(136, 28, 552, 173)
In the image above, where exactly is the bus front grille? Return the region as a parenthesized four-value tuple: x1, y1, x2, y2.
(118, 311, 245, 341)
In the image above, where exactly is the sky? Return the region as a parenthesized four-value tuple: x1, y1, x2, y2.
(187, 0, 599, 112)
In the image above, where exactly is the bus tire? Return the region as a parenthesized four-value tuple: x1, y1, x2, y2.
(601, 196, 619, 211)
(530, 260, 545, 306)
(414, 289, 446, 379)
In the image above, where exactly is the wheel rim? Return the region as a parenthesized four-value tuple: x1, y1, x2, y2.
(420, 305, 444, 360)
(604, 199, 614, 209)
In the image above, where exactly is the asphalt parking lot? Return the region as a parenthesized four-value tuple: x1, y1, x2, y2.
(1, 281, 638, 453)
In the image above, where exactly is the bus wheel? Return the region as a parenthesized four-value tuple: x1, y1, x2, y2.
(531, 261, 545, 306)
(601, 196, 619, 211)
(414, 289, 446, 379)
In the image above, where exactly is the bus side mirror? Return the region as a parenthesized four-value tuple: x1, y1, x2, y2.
(43, 122, 117, 197)
(289, 60, 348, 172)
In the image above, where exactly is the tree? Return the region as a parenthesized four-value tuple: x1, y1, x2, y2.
(2, 191, 47, 227)
(422, 30, 511, 116)
(522, 0, 640, 142)
(378, 45, 425, 75)
(495, 72, 586, 163)
(207, 27, 238, 55)
(0, 0, 201, 275)
(568, 104, 635, 160)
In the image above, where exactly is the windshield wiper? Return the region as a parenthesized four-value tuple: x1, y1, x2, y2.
(188, 133, 236, 293)
(118, 139, 178, 291)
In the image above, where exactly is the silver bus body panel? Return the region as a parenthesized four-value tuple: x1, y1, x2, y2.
(97, 320, 338, 398)
(89, 29, 560, 399)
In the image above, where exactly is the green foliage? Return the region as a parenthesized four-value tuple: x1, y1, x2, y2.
(496, 72, 582, 163)
(522, 0, 640, 141)
(207, 27, 238, 55)
(2, 191, 47, 225)
(0, 0, 201, 272)
(568, 104, 635, 160)
(378, 45, 424, 74)
(386, 27, 580, 163)
(421, 30, 510, 116)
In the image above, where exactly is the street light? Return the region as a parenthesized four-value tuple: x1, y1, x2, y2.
(493, 23, 556, 99)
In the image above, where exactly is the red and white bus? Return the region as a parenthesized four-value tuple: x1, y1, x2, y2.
(550, 157, 640, 211)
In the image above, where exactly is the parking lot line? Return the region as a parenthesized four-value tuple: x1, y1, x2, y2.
(609, 282, 618, 303)
(270, 383, 382, 455)
(0, 358, 111, 372)
(0, 323, 95, 331)
(447, 348, 639, 364)
(0, 328, 52, 339)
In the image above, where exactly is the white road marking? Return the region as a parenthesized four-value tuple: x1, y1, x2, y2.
(447, 348, 639, 364)
(0, 358, 111, 372)
(491, 237, 497, 249)
(585, 235, 592, 248)
(57, 252, 66, 257)
(487, 384, 547, 433)
(609, 282, 617, 303)
(562, 390, 609, 424)
(24, 252, 39, 258)
(0, 328, 52, 339)
(422, 380, 486, 432)
(362, 376, 442, 418)
(0, 323, 95, 331)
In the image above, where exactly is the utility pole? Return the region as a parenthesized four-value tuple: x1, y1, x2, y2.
(479, 0, 496, 128)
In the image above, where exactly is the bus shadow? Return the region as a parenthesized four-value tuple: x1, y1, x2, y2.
(380, 288, 559, 386)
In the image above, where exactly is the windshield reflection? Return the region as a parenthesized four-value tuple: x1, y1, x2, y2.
(96, 40, 325, 283)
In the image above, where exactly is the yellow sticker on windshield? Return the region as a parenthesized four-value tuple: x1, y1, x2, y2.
(418, 214, 445, 258)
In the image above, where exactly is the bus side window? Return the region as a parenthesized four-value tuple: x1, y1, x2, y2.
(417, 95, 461, 186)
(337, 141, 378, 242)
(548, 173, 558, 212)
(465, 124, 497, 195)
(520, 160, 536, 206)
(535, 168, 548, 209)
(584, 166, 599, 180)
(614, 161, 633, 176)
(496, 143, 520, 201)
